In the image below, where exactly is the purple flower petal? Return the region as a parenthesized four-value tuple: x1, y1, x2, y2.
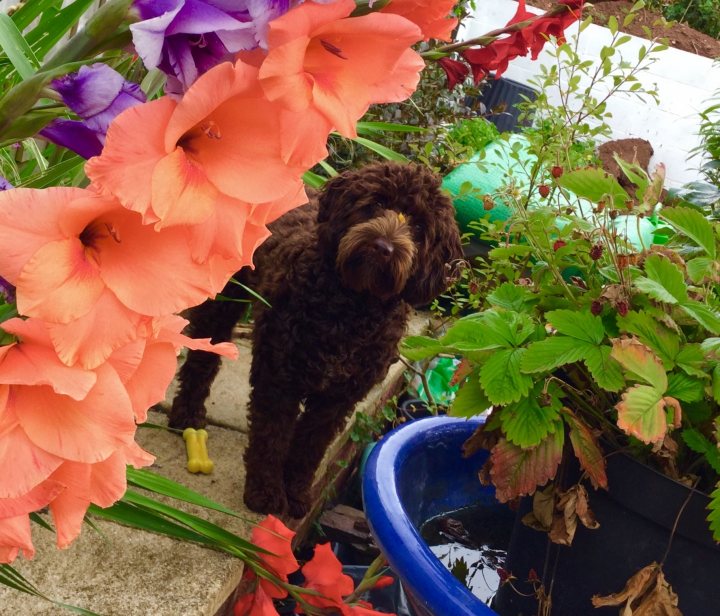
(40, 119, 104, 160)
(0, 176, 12, 192)
(130, 0, 296, 92)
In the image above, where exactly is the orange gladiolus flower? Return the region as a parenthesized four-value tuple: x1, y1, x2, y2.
(0, 188, 232, 368)
(85, 60, 329, 260)
(379, 0, 458, 42)
(108, 314, 238, 423)
(0, 515, 34, 563)
(259, 0, 424, 138)
(48, 441, 154, 549)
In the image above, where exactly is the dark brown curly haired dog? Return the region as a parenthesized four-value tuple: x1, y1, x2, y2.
(168, 161, 462, 517)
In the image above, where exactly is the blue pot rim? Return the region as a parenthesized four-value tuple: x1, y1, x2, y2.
(362, 416, 497, 616)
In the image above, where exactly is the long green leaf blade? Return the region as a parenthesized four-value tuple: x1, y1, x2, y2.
(0, 13, 39, 78)
(349, 136, 409, 162)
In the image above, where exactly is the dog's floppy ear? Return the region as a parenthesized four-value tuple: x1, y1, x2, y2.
(402, 189, 463, 307)
(315, 168, 364, 247)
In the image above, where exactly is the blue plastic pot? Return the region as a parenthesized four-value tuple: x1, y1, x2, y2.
(362, 416, 500, 616)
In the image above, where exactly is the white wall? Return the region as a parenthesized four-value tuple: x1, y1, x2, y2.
(460, 0, 720, 189)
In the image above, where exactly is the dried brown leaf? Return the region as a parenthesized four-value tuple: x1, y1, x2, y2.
(522, 485, 555, 531)
(592, 563, 682, 615)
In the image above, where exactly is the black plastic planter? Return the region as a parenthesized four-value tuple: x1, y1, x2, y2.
(494, 452, 720, 616)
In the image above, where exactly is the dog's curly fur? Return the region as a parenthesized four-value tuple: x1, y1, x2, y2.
(168, 162, 462, 517)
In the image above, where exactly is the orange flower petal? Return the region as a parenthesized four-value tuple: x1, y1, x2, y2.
(0, 479, 65, 518)
(15, 239, 104, 323)
(46, 291, 148, 369)
(0, 187, 97, 283)
(121, 340, 178, 423)
(251, 515, 299, 583)
(260, 0, 422, 137)
(85, 98, 177, 224)
(95, 208, 216, 315)
(0, 515, 34, 562)
(0, 318, 97, 400)
(15, 363, 136, 464)
(0, 417, 63, 499)
(380, 0, 458, 42)
(150, 147, 218, 228)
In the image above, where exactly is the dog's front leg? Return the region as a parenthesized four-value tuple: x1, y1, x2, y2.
(283, 392, 362, 519)
(243, 387, 301, 515)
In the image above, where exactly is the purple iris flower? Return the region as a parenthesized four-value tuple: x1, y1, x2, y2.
(130, 0, 293, 95)
(40, 64, 146, 159)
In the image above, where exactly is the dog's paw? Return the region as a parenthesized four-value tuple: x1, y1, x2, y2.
(167, 402, 207, 430)
(243, 487, 288, 515)
(285, 489, 311, 519)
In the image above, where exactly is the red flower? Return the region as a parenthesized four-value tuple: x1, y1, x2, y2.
(461, 0, 584, 82)
(437, 57, 470, 90)
(298, 543, 354, 613)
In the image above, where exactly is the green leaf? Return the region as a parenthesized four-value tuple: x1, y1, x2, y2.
(681, 300, 720, 334)
(583, 345, 625, 392)
(682, 429, 720, 475)
(20, 155, 85, 188)
(556, 167, 630, 207)
(355, 121, 425, 134)
(521, 336, 594, 373)
(713, 364, 720, 405)
(487, 244, 533, 260)
(674, 344, 708, 379)
(480, 347, 533, 405)
(615, 384, 669, 444)
(612, 154, 649, 198)
(500, 395, 562, 449)
(303, 170, 327, 188)
(0, 13, 38, 78)
(545, 309, 605, 345)
(126, 468, 246, 519)
(121, 490, 262, 556)
(486, 282, 537, 312)
(0, 564, 102, 615)
(348, 136, 409, 162)
(634, 254, 688, 304)
(666, 372, 704, 402)
(610, 337, 667, 390)
(450, 370, 491, 418)
(616, 310, 679, 369)
(686, 257, 716, 284)
(661, 207, 716, 259)
(400, 336, 444, 361)
(477, 310, 535, 349)
(709, 483, 720, 542)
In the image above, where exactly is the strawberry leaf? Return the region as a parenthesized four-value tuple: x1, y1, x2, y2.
(521, 336, 595, 373)
(610, 338, 667, 391)
(563, 409, 608, 490)
(661, 206, 716, 259)
(634, 254, 688, 305)
(480, 347, 533, 405)
(500, 395, 562, 449)
(708, 483, 720, 542)
(616, 311, 679, 369)
(490, 431, 565, 503)
(546, 309, 606, 345)
(682, 429, 720, 475)
(615, 384, 669, 444)
(583, 345, 625, 392)
(451, 369, 491, 418)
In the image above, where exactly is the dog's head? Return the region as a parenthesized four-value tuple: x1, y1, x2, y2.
(316, 162, 462, 305)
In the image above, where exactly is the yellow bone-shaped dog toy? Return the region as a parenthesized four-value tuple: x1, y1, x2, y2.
(183, 428, 214, 474)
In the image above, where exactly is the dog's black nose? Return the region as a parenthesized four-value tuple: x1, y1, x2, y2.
(373, 238, 394, 258)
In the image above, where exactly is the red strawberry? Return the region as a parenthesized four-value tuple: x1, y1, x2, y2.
(551, 166, 563, 178)
(539, 184, 550, 198)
